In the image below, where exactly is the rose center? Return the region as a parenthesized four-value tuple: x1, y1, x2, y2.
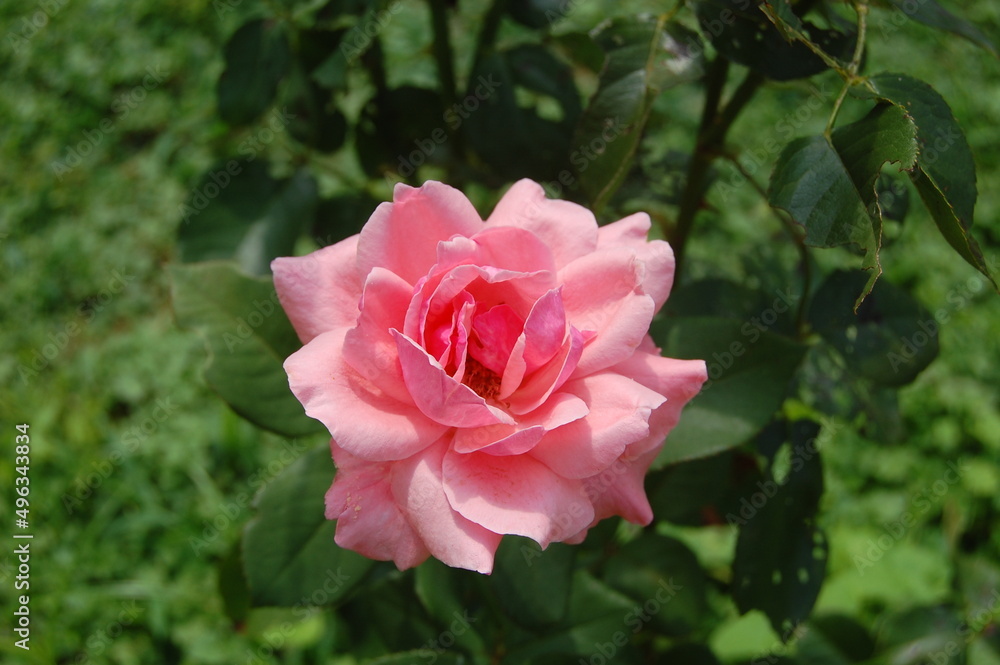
(463, 356, 502, 400)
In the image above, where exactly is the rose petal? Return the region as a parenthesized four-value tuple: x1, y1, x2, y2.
(583, 446, 660, 526)
(357, 181, 483, 284)
(506, 326, 586, 414)
(453, 392, 589, 456)
(560, 247, 655, 376)
(391, 440, 502, 574)
(442, 449, 594, 548)
(469, 304, 524, 375)
(521, 288, 568, 373)
(285, 328, 447, 461)
(393, 330, 514, 428)
(326, 442, 429, 569)
(272, 236, 363, 343)
(597, 212, 676, 312)
(342, 267, 416, 404)
(528, 372, 666, 478)
(485, 179, 598, 269)
(437, 226, 557, 276)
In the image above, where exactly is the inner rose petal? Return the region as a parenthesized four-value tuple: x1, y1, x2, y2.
(468, 304, 524, 375)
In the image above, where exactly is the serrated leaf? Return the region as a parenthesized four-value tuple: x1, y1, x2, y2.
(218, 19, 291, 126)
(886, 0, 997, 57)
(769, 103, 918, 303)
(242, 444, 372, 607)
(864, 73, 997, 290)
(732, 423, 828, 636)
(178, 163, 318, 276)
(575, 15, 703, 212)
(171, 262, 324, 437)
(808, 270, 939, 386)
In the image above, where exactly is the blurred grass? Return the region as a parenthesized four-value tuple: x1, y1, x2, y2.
(0, 0, 999, 662)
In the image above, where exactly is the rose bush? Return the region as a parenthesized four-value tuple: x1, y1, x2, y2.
(272, 179, 706, 573)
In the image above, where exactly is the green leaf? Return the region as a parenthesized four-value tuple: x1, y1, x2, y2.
(487, 537, 575, 628)
(500, 571, 638, 663)
(508, 0, 570, 29)
(171, 261, 324, 437)
(602, 534, 712, 637)
(696, 0, 854, 80)
(795, 615, 876, 665)
(656, 316, 807, 465)
(809, 270, 939, 386)
(875, 606, 968, 665)
(218, 19, 291, 126)
(414, 559, 489, 657)
(242, 444, 372, 607)
(217, 543, 251, 625)
(648, 451, 735, 526)
(354, 86, 447, 179)
(364, 653, 465, 665)
(769, 103, 918, 303)
(575, 15, 702, 212)
(885, 0, 997, 57)
(178, 162, 318, 277)
(864, 73, 997, 290)
(465, 45, 582, 182)
(732, 423, 828, 636)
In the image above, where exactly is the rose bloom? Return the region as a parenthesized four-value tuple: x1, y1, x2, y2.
(272, 180, 706, 574)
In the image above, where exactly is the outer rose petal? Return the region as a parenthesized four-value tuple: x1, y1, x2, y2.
(285, 328, 447, 461)
(612, 339, 708, 456)
(392, 440, 502, 574)
(357, 181, 483, 284)
(585, 446, 661, 525)
(272, 236, 363, 343)
(485, 179, 598, 269)
(596, 213, 676, 312)
(326, 443, 429, 569)
(560, 247, 656, 376)
(528, 372, 666, 478)
(442, 448, 594, 548)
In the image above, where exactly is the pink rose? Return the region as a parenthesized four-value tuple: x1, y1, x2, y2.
(272, 180, 707, 574)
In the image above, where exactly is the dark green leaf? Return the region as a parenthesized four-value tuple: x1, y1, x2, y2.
(414, 560, 489, 657)
(661, 643, 722, 665)
(808, 270, 939, 386)
(218, 20, 291, 126)
(769, 103, 918, 303)
(178, 162, 318, 276)
(864, 73, 997, 290)
(364, 652, 465, 665)
(885, 0, 997, 57)
(602, 534, 712, 637)
(656, 317, 807, 465)
(217, 543, 251, 625)
(465, 45, 582, 182)
(732, 426, 828, 636)
(171, 262, 324, 437)
(242, 444, 372, 607)
(501, 571, 638, 663)
(695, 0, 854, 80)
(488, 537, 575, 628)
(355, 86, 448, 179)
(875, 606, 967, 665)
(795, 615, 876, 665)
(648, 451, 736, 526)
(508, 0, 570, 29)
(575, 15, 702, 212)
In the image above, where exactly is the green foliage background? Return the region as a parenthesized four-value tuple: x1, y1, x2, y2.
(1, 0, 1000, 663)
